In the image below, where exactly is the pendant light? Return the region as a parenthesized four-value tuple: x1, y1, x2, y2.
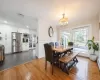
(59, 13, 68, 25)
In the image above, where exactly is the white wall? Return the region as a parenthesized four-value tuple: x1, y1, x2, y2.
(37, 19, 57, 58)
(97, 13, 100, 69)
(0, 23, 37, 54)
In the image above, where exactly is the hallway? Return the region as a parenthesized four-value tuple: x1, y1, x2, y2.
(0, 50, 37, 71)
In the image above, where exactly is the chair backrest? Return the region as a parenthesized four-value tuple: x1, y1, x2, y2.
(55, 42, 59, 48)
(68, 42, 74, 46)
(44, 43, 53, 62)
(49, 42, 54, 47)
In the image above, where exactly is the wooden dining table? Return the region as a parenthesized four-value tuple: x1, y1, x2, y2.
(51, 46, 73, 68)
(52, 46, 73, 53)
(52, 46, 78, 74)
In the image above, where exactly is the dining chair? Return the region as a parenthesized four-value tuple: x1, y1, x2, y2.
(44, 43, 54, 74)
(49, 42, 54, 47)
(68, 42, 74, 46)
(49, 42, 63, 66)
(55, 42, 59, 48)
(67, 42, 73, 53)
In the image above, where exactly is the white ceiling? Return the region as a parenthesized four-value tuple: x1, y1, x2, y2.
(0, 11, 38, 30)
(0, 0, 100, 27)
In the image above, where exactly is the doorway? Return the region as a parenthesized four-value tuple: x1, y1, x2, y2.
(61, 31, 71, 48)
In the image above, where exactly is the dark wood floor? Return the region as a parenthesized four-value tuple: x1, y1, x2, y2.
(0, 56, 100, 80)
(0, 50, 36, 71)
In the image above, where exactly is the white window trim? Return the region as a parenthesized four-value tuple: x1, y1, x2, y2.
(60, 24, 92, 41)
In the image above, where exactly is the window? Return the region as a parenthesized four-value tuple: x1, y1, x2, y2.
(73, 26, 89, 49)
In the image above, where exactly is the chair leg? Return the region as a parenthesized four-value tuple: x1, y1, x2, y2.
(76, 57, 78, 63)
(63, 63, 69, 75)
(52, 63, 53, 75)
(59, 61, 61, 68)
(45, 60, 47, 70)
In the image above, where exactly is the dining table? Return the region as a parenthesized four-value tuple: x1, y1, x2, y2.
(52, 46, 73, 53)
(51, 46, 78, 74)
(51, 46, 73, 68)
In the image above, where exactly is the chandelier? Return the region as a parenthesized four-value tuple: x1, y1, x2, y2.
(59, 13, 68, 25)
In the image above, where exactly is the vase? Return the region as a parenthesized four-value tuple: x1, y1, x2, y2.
(89, 54, 97, 61)
(88, 49, 98, 61)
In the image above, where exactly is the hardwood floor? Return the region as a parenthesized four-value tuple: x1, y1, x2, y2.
(0, 57, 100, 80)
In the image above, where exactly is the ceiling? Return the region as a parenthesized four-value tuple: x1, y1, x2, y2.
(0, 11, 38, 30)
(0, 0, 100, 27)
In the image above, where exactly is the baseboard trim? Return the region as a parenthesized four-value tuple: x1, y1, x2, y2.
(77, 55, 89, 59)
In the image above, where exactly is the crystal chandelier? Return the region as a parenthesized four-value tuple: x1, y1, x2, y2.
(59, 13, 68, 25)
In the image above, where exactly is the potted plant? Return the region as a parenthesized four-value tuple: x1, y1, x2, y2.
(86, 37, 99, 61)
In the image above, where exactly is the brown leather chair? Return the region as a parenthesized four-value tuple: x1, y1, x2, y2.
(44, 43, 55, 74)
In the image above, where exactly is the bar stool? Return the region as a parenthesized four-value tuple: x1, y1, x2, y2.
(0, 45, 5, 64)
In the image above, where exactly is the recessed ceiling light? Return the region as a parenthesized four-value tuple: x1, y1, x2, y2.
(4, 21, 8, 23)
(26, 26, 29, 28)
